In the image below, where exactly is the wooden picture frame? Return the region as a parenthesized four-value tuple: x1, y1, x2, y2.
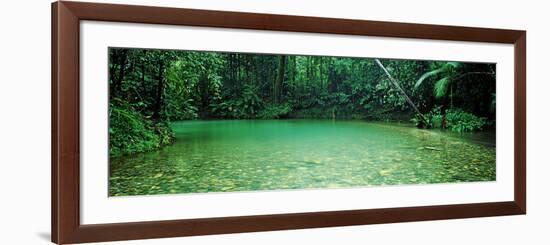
(52, 1, 526, 244)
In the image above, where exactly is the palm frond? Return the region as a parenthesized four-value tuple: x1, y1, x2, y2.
(434, 77, 450, 99)
(415, 68, 443, 89)
(446, 62, 461, 69)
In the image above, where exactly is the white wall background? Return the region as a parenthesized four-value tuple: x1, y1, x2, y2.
(0, 0, 547, 244)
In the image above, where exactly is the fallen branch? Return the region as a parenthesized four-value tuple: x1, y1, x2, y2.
(375, 59, 429, 125)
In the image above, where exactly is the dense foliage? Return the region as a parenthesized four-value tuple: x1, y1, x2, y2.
(109, 99, 174, 157)
(108, 48, 496, 156)
(417, 106, 488, 132)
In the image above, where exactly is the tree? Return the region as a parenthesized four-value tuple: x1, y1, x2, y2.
(109, 49, 129, 98)
(414, 61, 495, 108)
(152, 55, 165, 120)
(273, 55, 286, 103)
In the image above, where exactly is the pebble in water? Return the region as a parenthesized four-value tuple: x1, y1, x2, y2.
(109, 120, 496, 196)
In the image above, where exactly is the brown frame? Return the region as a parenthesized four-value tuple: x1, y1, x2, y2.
(52, 1, 526, 244)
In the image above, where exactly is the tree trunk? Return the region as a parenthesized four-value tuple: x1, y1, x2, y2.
(199, 74, 210, 116)
(450, 85, 454, 109)
(328, 59, 338, 93)
(141, 60, 146, 85)
(291, 56, 296, 83)
(320, 57, 324, 89)
(153, 59, 165, 120)
(140, 50, 147, 86)
(112, 49, 128, 98)
(273, 55, 286, 103)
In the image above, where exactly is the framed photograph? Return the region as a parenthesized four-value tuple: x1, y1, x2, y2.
(52, 1, 526, 244)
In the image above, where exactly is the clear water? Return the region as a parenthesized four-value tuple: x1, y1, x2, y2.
(109, 120, 496, 196)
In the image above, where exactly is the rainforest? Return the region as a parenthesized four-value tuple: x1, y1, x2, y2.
(108, 48, 496, 196)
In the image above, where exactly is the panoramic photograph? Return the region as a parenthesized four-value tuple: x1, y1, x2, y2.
(108, 47, 496, 197)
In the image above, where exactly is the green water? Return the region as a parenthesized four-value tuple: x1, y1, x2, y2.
(109, 120, 496, 196)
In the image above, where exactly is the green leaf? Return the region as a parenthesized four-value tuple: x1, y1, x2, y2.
(415, 68, 443, 89)
(446, 61, 461, 68)
(434, 77, 450, 99)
